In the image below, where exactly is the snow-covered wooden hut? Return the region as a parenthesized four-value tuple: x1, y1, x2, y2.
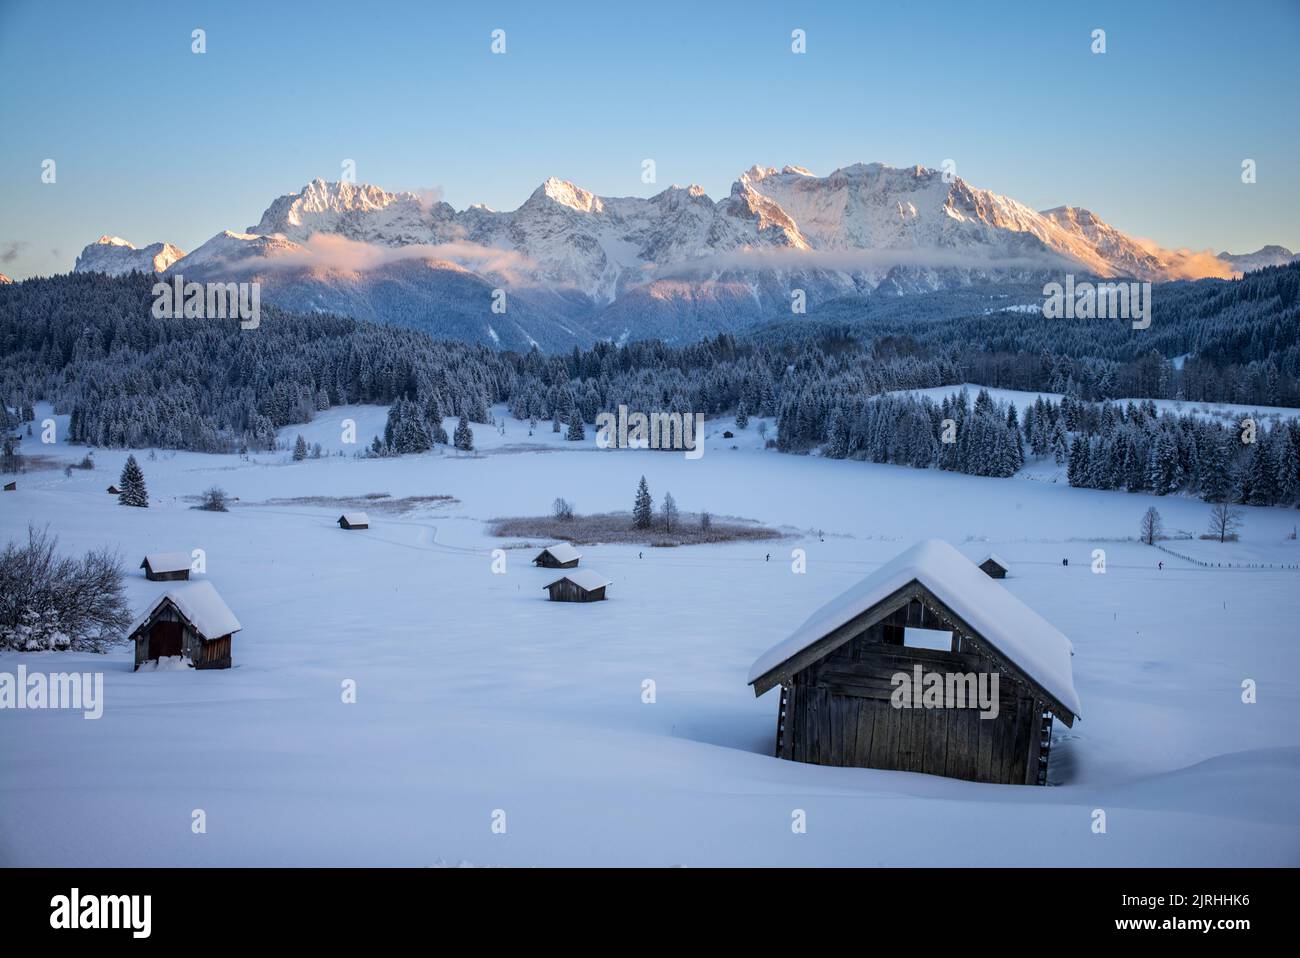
(129, 581, 242, 671)
(748, 540, 1079, 785)
(140, 552, 192, 582)
(978, 553, 1010, 579)
(544, 569, 610, 603)
(2, 480, 14, 491)
(533, 542, 581, 569)
(106, 484, 121, 495)
(337, 512, 369, 530)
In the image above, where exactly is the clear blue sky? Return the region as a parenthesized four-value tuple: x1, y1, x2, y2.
(1, 0, 1297, 278)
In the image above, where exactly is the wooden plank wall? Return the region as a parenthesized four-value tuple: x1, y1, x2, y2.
(134, 605, 234, 670)
(546, 580, 605, 602)
(785, 599, 1044, 784)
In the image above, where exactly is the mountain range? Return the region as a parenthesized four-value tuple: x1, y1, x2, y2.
(71, 163, 1297, 350)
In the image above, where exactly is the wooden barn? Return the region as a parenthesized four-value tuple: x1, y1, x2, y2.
(106, 484, 121, 495)
(2, 481, 14, 491)
(748, 540, 1080, 786)
(544, 569, 610, 603)
(128, 581, 242, 671)
(337, 512, 369, 530)
(978, 553, 1010, 578)
(140, 552, 191, 582)
(533, 542, 581, 569)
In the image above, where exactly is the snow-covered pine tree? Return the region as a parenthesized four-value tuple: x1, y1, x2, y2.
(1051, 419, 1069, 466)
(633, 476, 653, 529)
(566, 410, 584, 441)
(293, 434, 308, 461)
(1274, 427, 1299, 504)
(1025, 404, 1046, 459)
(1084, 437, 1108, 489)
(1198, 430, 1233, 502)
(1005, 404, 1025, 471)
(1244, 439, 1275, 506)
(1148, 430, 1183, 496)
(454, 415, 474, 451)
(823, 406, 849, 459)
(1067, 436, 1089, 487)
(422, 394, 446, 441)
(118, 454, 148, 507)
(735, 400, 749, 430)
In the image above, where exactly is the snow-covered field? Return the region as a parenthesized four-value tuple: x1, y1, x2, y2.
(2, 404, 1298, 866)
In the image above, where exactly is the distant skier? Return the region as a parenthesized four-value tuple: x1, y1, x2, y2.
(638, 551, 643, 560)
(765, 553, 770, 562)
(1158, 560, 1163, 570)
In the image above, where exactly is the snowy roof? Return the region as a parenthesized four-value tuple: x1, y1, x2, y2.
(340, 512, 369, 526)
(140, 552, 191, 574)
(130, 581, 242, 640)
(538, 542, 581, 563)
(980, 553, 1010, 570)
(747, 540, 1080, 718)
(544, 569, 611, 592)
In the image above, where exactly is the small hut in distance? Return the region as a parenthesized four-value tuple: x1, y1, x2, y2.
(544, 569, 610, 603)
(107, 484, 121, 495)
(979, 553, 1010, 579)
(338, 512, 369, 530)
(141, 552, 192, 582)
(534, 542, 581, 569)
(2, 481, 14, 491)
(129, 581, 242, 670)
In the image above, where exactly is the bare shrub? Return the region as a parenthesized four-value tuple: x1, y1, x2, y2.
(1206, 502, 1243, 543)
(1140, 507, 1162, 545)
(197, 486, 229, 512)
(0, 525, 130, 652)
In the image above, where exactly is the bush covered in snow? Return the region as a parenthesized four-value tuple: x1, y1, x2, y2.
(0, 525, 130, 652)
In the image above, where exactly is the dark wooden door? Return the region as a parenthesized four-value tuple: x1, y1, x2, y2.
(149, 621, 183, 659)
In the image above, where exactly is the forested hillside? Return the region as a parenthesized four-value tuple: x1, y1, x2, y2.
(2, 265, 1297, 507)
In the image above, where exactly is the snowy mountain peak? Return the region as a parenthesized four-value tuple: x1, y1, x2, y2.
(1040, 206, 1105, 229)
(1217, 244, 1298, 274)
(218, 162, 1263, 291)
(738, 164, 780, 187)
(249, 179, 455, 244)
(74, 236, 185, 277)
(527, 177, 602, 213)
(71, 160, 1287, 347)
(165, 230, 303, 274)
